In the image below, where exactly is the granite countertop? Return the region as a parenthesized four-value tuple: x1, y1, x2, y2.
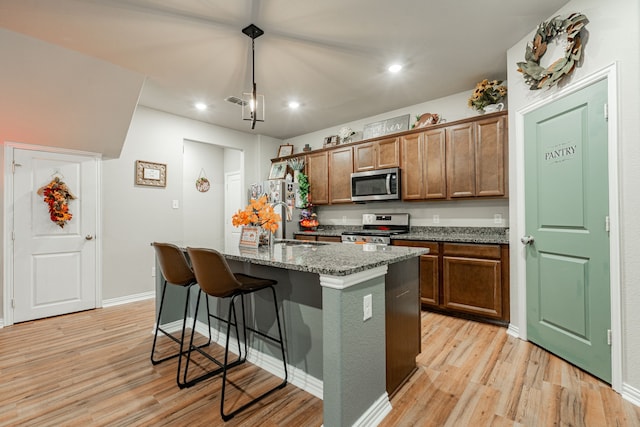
(294, 226, 509, 244)
(177, 240, 428, 277)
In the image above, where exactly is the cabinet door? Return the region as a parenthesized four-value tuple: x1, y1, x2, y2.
(424, 128, 447, 199)
(419, 254, 439, 307)
(306, 152, 329, 205)
(446, 122, 476, 198)
(475, 115, 506, 197)
(400, 133, 424, 200)
(353, 142, 375, 172)
(442, 256, 502, 319)
(329, 147, 353, 203)
(295, 234, 317, 241)
(376, 137, 400, 169)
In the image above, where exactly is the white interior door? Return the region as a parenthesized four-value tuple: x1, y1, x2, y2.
(12, 148, 98, 323)
(225, 171, 242, 248)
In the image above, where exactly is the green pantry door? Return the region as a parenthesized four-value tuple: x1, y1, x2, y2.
(524, 78, 611, 383)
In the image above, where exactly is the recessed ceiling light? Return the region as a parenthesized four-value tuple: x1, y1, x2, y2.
(195, 102, 207, 111)
(388, 64, 403, 73)
(288, 101, 300, 109)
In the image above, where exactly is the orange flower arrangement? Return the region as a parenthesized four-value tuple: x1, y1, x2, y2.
(37, 177, 76, 228)
(232, 195, 281, 233)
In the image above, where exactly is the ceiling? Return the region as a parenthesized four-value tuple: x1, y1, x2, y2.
(0, 0, 569, 140)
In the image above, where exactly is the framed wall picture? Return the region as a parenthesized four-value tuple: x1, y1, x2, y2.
(277, 144, 294, 157)
(268, 161, 287, 180)
(135, 160, 167, 187)
(239, 226, 260, 248)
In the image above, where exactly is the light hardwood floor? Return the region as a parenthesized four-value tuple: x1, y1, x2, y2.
(0, 299, 638, 426)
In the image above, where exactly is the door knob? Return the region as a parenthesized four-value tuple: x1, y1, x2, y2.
(85, 235, 94, 240)
(520, 235, 534, 245)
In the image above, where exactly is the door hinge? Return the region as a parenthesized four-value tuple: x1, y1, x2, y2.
(11, 299, 15, 309)
(11, 231, 15, 241)
(605, 216, 610, 232)
(604, 103, 609, 121)
(607, 329, 612, 346)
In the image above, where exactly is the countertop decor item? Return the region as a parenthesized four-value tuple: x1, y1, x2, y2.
(468, 79, 507, 112)
(517, 12, 588, 90)
(232, 195, 281, 234)
(37, 176, 76, 228)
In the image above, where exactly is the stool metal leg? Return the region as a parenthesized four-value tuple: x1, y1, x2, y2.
(220, 288, 288, 421)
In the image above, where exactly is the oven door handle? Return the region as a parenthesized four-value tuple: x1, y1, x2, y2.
(386, 174, 391, 195)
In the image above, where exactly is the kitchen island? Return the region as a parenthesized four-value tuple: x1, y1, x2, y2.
(155, 240, 427, 427)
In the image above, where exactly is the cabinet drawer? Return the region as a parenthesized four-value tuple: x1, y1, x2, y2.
(317, 235, 341, 243)
(442, 243, 500, 259)
(392, 240, 439, 254)
(295, 234, 317, 241)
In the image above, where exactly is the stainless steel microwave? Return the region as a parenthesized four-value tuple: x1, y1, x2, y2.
(351, 167, 401, 202)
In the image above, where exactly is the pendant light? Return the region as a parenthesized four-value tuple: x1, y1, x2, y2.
(241, 24, 265, 129)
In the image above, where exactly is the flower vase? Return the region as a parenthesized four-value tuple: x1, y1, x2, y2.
(481, 103, 504, 114)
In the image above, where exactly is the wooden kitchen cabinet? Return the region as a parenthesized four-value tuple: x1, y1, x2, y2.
(353, 137, 400, 172)
(446, 115, 507, 198)
(442, 243, 506, 320)
(328, 146, 353, 204)
(401, 129, 446, 200)
(306, 151, 329, 205)
(294, 234, 342, 242)
(392, 239, 509, 324)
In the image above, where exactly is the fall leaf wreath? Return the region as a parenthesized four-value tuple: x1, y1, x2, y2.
(37, 177, 77, 228)
(517, 13, 588, 90)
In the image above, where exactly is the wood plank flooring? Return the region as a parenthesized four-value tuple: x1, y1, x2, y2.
(0, 299, 638, 426)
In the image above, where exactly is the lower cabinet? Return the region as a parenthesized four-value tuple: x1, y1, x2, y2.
(392, 240, 509, 324)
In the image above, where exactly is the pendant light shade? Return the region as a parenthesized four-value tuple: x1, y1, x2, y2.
(242, 24, 265, 129)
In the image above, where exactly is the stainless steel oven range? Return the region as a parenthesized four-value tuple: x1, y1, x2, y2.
(341, 213, 409, 245)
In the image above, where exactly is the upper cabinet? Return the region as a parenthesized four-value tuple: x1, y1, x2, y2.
(446, 114, 507, 198)
(329, 146, 353, 204)
(353, 137, 400, 172)
(306, 151, 329, 205)
(283, 111, 508, 205)
(305, 146, 354, 205)
(401, 128, 447, 200)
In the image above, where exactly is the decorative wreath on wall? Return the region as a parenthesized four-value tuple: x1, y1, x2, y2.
(37, 177, 76, 228)
(517, 13, 588, 90)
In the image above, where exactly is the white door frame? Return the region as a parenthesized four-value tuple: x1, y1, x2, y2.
(513, 63, 621, 391)
(3, 142, 103, 327)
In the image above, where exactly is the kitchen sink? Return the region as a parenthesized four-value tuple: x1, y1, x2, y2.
(275, 240, 329, 247)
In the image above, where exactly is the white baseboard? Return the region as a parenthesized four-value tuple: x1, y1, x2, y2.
(102, 291, 155, 308)
(507, 323, 520, 338)
(191, 319, 324, 399)
(0, 319, 4, 329)
(622, 382, 640, 407)
(352, 392, 392, 427)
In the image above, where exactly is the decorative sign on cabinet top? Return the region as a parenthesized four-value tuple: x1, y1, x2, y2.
(363, 114, 410, 139)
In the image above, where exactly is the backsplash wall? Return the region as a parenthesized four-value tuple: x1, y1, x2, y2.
(316, 198, 509, 228)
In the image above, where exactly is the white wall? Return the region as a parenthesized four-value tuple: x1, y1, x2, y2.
(183, 141, 225, 248)
(100, 106, 279, 300)
(284, 88, 510, 227)
(506, 0, 640, 398)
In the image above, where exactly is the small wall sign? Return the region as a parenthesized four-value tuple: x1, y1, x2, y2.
(136, 160, 166, 187)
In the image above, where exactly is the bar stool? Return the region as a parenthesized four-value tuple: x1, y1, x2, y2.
(185, 247, 288, 421)
(150, 242, 212, 388)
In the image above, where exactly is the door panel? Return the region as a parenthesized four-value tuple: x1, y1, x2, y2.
(524, 78, 610, 382)
(13, 148, 98, 322)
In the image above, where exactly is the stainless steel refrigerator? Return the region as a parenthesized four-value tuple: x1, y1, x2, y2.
(254, 180, 300, 239)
